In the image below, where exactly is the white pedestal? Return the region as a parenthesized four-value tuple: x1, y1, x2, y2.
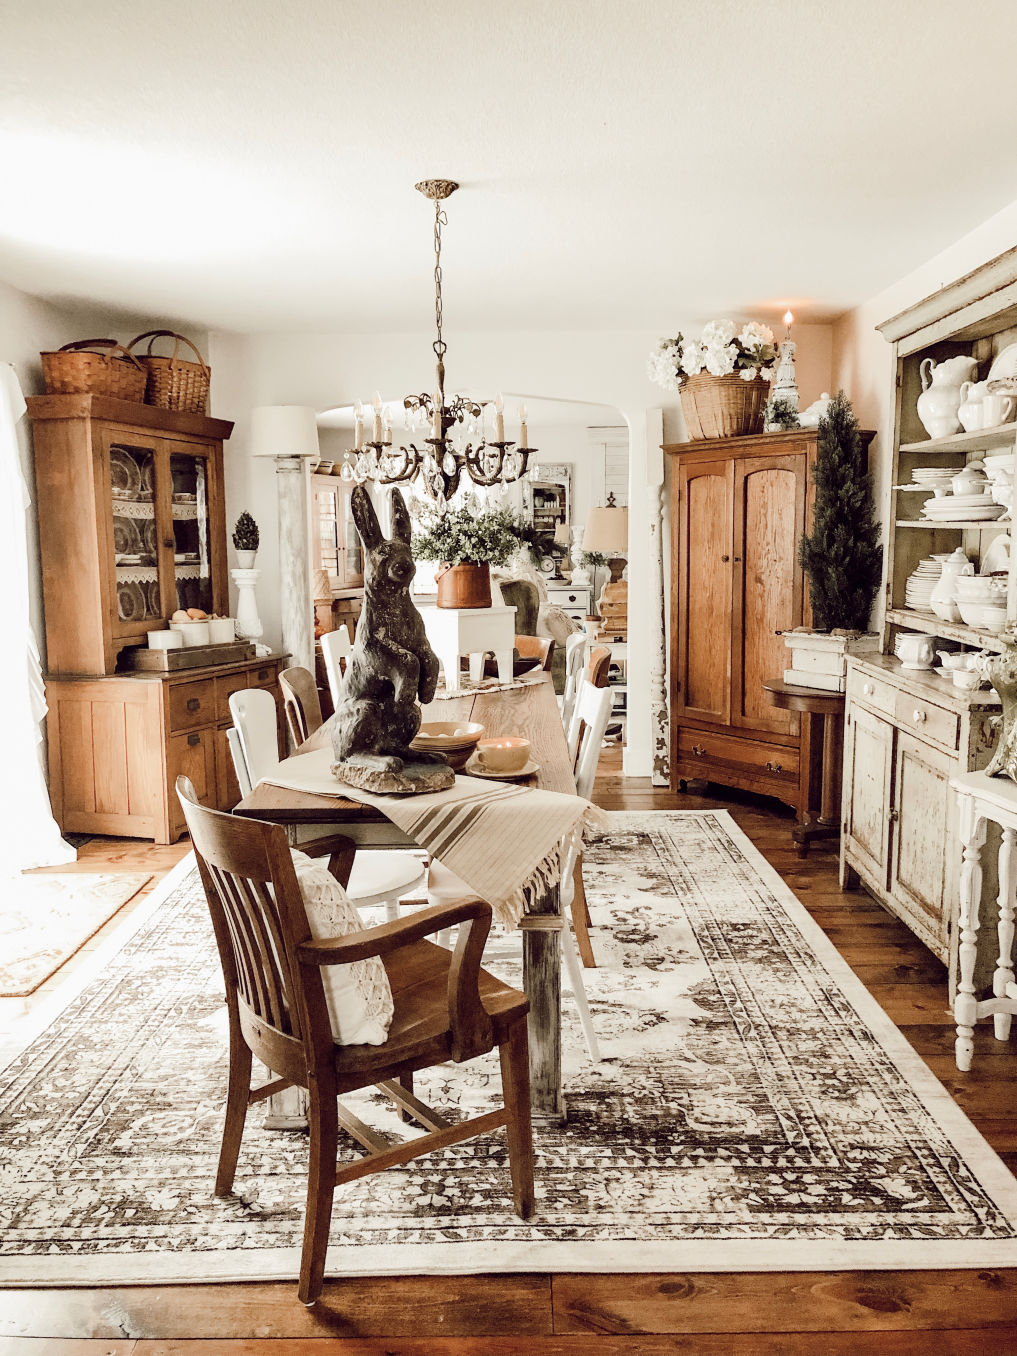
(418, 603, 517, 694)
(274, 454, 314, 673)
(231, 567, 263, 641)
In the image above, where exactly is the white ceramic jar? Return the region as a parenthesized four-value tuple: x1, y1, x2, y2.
(894, 631, 936, 669)
(929, 547, 974, 623)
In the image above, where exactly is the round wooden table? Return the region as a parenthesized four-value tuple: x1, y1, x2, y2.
(762, 678, 846, 855)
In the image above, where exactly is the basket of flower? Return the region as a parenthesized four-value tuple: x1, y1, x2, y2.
(647, 321, 778, 439)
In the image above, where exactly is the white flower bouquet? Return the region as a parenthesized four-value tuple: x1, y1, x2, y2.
(647, 320, 779, 439)
(647, 320, 778, 392)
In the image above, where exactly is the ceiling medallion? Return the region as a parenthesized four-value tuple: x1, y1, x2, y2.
(340, 180, 534, 502)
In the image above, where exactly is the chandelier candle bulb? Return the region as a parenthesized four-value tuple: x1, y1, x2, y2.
(519, 404, 528, 446)
(354, 402, 364, 449)
(495, 393, 505, 442)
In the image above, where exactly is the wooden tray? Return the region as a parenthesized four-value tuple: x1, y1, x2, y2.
(124, 641, 257, 671)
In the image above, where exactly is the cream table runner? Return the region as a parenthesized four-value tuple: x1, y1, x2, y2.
(261, 747, 605, 927)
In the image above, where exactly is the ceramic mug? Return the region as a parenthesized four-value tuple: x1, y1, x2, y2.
(981, 393, 1014, 428)
(475, 736, 530, 774)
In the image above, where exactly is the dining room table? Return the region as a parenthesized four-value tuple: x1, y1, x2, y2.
(234, 672, 576, 1121)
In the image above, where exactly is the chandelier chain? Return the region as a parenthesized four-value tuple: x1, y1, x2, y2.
(432, 201, 448, 364)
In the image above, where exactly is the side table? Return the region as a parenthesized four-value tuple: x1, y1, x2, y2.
(417, 603, 517, 695)
(950, 770, 1017, 1071)
(762, 679, 846, 856)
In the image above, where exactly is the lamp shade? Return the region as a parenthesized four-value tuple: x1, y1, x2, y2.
(583, 505, 628, 555)
(250, 405, 321, 458)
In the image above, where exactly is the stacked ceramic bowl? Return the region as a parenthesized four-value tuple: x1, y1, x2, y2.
(410, 721, 485, 771)
(983, 452, 1014, 516)
(904, 556, 943, 612)
(954, 574, 1008, 632)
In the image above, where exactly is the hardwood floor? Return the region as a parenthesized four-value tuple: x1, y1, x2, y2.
(3, 756, 1017, 1351)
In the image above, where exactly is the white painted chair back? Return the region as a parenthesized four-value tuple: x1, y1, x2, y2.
(561, 633, 587, 732)
(228, 688, 281, 788)
(320, 625, 352, 712)
(567, 680, 613, 797)
(226, 726, 253, 799)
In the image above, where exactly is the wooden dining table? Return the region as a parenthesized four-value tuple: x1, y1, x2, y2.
(235, 673, 575, 1120)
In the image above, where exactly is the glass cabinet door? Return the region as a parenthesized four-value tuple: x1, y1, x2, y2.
(341, 484, 364, 586)
(167, 447, 215, 615)
(107, 437, 163, 633)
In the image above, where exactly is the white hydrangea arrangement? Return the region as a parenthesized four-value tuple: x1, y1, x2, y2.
(647, 320, 778, 392)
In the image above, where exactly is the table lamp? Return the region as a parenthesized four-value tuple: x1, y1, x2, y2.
(583, 499, 628, 611)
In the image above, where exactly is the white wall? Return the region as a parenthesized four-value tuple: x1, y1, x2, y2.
(208, 319, 836, 776)
(831, 194, 1017, 631)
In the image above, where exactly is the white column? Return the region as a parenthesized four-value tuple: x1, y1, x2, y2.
(274, 454, 313, 672)
(622, 408, 666, 779)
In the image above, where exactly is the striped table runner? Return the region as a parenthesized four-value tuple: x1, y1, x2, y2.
(261, 748, 605, 928)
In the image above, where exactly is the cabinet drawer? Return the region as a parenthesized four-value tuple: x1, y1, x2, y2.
(846, 666, 896, 719)
(893, 691, 959, 752)
(215, 663, 277, 721)
(167, 727, 217, 834)
(677, 726, 800, 785)
(168, 678, 215, 731)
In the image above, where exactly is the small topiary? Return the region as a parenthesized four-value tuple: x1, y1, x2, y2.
(232, 511, 260, 552)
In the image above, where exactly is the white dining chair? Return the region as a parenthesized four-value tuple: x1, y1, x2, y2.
(561, 632, 588, 733)
(227, 687, 426, 921)
(567, 677, 614, 780)
(320, 624, 353, 712)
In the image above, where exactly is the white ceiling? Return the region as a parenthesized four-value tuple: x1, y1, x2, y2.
(4, 1, 1017, 335)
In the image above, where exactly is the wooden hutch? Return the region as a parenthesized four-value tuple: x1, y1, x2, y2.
(30, 394, 286, 843)
(666, 427, 871, 824)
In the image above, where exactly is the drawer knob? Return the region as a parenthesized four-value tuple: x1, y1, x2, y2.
(721, 554, 730, 563)
(912, 708, 926, 724)
(691, 744, 706, 757)
(765, 760, 784, 774)
(257, 668, 270, 681)
(186, 697, 201, 712)
(889, 808, 900, 822)
(863, 682, 874, 696)
(187, 732, 201, 747)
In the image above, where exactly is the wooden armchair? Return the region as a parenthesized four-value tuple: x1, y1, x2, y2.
(279, 665, 324, 749)
(514, 634, 555, 671)
(176, 777, 534, 1306)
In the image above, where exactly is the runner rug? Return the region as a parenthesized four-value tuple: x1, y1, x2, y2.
(2, 811, 1017, 1285)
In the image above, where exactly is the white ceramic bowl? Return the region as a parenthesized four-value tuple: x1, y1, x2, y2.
(953, 669, 983, 690)
(148, 629, 184, 651)
(207, 617, 235, 643)
(954, 576, 1003, 597)
(169, 620, 210, 647)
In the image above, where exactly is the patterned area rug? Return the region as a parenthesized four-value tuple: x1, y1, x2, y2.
(0, 872, 152, 996)
(2, 811, 1017, 1285)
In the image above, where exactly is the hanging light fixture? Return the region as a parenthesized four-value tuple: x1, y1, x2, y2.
(339, 179, 535, 502)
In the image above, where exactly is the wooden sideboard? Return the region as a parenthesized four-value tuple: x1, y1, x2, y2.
(45, 653, 286, 844)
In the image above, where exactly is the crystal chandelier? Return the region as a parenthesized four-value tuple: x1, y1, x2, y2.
(339, 179, 535, 502)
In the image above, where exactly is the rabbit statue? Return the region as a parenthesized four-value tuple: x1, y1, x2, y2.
(331, 486, 453, 793)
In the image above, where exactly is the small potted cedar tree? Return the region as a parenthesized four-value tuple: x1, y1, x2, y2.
(785, 392, 883, 690)
(232, 511, 260, 569)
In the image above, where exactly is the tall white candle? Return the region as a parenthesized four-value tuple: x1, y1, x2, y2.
(519, 402, 528, 447)
(495, 392, 505, 442)
(372, 392, 383, 443)
(353, 401, 364, 450)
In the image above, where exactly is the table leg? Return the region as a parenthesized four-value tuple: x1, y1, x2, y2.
(265, 1083, 309, 1129)
(495, 649, 514, 683)
(818, 712, 843, 826)
(468, 652, 484, 683)
(520, 887, 564, 1123)
(955, 796, 987, 1071)
(994, 826, 1017, 1041)
(442, 649, 462, 694)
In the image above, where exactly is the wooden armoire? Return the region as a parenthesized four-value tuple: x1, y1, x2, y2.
(665, 427, 871, 815)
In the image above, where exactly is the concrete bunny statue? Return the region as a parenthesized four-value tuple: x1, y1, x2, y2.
(331, 486, 453, 793)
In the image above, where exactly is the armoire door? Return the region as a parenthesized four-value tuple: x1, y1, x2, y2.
(731, 454, 806, 736)
(675, 459, 733, 725)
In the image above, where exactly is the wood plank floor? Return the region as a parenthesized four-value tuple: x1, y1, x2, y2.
(3, 753, 1017, 1350)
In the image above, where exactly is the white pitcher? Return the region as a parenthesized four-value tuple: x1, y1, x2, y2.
(929, 546, 974, 624)
(917, 355, 979, 439)
(957, 379, 988, 433)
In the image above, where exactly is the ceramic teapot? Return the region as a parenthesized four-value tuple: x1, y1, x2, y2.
(894, 631, 936, 669)
(917, 355, 979, 439)
(930, 546, 974, 623)
(957, 379, 989, 433)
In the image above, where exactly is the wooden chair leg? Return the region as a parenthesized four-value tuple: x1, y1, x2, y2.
(570, 855, 596, 969)
(398, 1070, 414, 1123)
(498, 1019, 535, 1219)
(215, 1020, 252, 1196)
(298, 1082, 339, 1307)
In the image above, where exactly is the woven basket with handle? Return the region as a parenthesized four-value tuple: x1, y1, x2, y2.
(128, 330, 211, 413)
(680, 370, 770, 440)
(41, 340, 146, 401)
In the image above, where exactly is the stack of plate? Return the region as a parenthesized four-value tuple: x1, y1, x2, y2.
(921, 493, 1005, 522)
(904, 556, 942, 612)
(911, 467, 956, 491)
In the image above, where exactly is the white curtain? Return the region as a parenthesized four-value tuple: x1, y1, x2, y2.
(0, 363, 75, 871)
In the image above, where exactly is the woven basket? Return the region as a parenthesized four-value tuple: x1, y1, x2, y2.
(41, 340, 146, 402)
(680, 371, 770, 440)
(128, 330, 210, 413)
